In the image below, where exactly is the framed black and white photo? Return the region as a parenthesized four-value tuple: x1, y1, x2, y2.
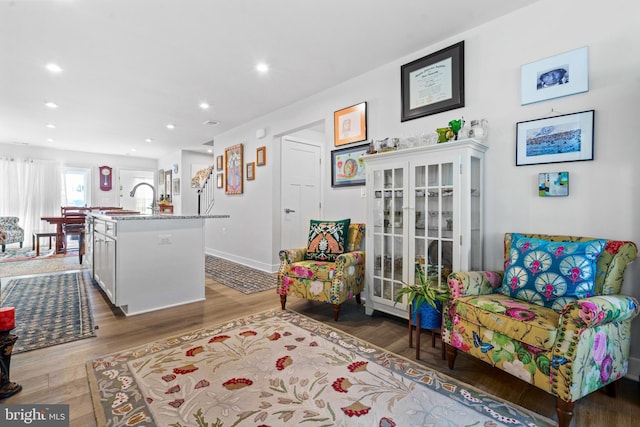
(521, 46, 588, 105)
(516, 110, 594, 166)
(401, 41, 464, 121)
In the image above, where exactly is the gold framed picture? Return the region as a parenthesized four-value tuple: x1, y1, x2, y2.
(334, 102, 367, 146)
(256, 146, 266, 166)
(224, 143, 243, 195)
(246, 162, 255, 180)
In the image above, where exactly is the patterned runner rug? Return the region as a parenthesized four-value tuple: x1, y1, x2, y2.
(0, 271, 96, 353)
(205, 255, 277, 294)
(86, 309, 554, 427)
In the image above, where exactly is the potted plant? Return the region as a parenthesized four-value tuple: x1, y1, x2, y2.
(394, 265, 450, 329)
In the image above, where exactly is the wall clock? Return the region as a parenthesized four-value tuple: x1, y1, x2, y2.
(99, 166, 113, 191)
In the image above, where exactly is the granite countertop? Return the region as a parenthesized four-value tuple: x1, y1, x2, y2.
(88, 212, 230, 221)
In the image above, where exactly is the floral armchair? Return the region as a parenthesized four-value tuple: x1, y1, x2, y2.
(0, 217, 25, 252)
(277, 223, 365, 321)
(442, 232, 638, 427)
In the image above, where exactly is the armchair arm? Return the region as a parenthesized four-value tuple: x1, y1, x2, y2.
(560, 295, 639, 329)
(447, 271, 504, 297)
(278, 248, 306, 264)
(335, 250, 365, 271)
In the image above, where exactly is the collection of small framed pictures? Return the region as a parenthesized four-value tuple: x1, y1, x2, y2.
(215, 145, 266, 194)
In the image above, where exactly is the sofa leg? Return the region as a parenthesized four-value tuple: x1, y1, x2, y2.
(556, 398, 574, 427)
(355, 293, 362, 305)
(333, 304, 341, 321)
(445, 344, 457, 369)
(280, 294, 287, 310)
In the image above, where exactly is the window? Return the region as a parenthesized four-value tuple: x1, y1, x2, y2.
(62, 168, 91, 206)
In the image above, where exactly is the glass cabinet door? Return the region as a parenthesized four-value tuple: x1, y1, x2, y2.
(412, 160, 454, 289)
(371, 166, 405, 306)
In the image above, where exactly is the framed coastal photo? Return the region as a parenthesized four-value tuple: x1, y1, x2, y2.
(246, 162, 255, 181)
(334, 102, 367, 147)
(516, 110, 594, 166)
(224, 143, 243, 195)
(539, 172, 569, 197)
(256, 146, 266, 166)
(401, 41, 465, 121)
(331, 143, 368, 187)
(521, 46, 588, 105)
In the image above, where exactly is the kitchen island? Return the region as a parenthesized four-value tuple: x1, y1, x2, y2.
(86, 212, 229, 316)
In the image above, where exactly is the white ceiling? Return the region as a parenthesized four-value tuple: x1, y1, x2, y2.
(0, 0, 538, 159)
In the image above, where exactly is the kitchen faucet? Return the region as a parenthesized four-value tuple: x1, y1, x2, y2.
(129, 182, 158, 214)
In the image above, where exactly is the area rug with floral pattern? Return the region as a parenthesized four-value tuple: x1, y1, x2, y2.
(86, 309, 554, 427)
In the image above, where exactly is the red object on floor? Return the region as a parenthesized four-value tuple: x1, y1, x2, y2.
(0, 307, 15, 331)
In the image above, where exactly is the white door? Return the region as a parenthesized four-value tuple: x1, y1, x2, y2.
(280, 137, 321, 249)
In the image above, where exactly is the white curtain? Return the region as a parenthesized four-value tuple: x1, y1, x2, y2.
(0, 157, 63, 245)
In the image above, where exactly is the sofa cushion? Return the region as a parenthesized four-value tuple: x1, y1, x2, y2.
(499, 233, 606, 311)
(286, 260, 335, 281)
(452, 293, 560, 350)
(345, 223, 365, 252)
(305, 219, 350, 262)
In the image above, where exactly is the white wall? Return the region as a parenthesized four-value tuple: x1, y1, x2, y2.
(0, 142, 157, 207)
(206, 0, 640, 378)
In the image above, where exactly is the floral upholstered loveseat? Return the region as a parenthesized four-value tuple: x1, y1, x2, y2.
(277, 223, 365, 321)
(0, 216, 25, 252)
(442, 232, 638, 427)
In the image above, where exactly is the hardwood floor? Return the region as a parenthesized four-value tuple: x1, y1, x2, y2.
(4, 271, 640, 426)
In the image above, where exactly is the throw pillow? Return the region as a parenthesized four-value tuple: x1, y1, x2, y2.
(499, 233, 606, 311)
(305, 219, 351, 262)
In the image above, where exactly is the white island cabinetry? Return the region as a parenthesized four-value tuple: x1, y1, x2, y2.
(87, 213, 225, 316)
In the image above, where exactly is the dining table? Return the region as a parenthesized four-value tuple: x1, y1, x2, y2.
(40, 216, 86, 254)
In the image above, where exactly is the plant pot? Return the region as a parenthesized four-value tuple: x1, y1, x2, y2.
(411, 300, 443, 329)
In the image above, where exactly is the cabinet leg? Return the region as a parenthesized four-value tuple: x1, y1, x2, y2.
(446, 344, 457, 369)
(416, 311, 421, 360)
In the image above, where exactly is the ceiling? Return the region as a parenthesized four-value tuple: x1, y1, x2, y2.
(0, 0, 538, 160)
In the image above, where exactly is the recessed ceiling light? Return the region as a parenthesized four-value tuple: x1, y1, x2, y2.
(145, 138, 153, 143)
(44, 101, 59, 109)
(47, 138, 55, 143)
(199, 102, 210, 110)
(202, 120, 219, 126)
(131, 148, 137, 152)
(45, 63, 63, 73)
(207, 149, 213, 153)
(256, 62, 269, 73)
(166, 124, 175, 130)
(46, 123, 56, 128)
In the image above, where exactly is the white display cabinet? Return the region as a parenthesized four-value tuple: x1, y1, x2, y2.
(363, 139, 488, 319)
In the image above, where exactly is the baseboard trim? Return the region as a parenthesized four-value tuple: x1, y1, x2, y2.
(204, 248, 279, 273)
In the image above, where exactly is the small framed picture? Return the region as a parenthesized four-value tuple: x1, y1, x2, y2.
(246, 162, 255, 180)
(216, 173, 223, 188)
(334, 102, 367, 147)
(172, 178, 180, 196)
(516, 110, 594, 166)
(539, 172, 569, 197)
(331, 143, 368, 187)
(216, 155, 223, 171)
(521, 46, 588, 105)
(256, 146, 266, 166)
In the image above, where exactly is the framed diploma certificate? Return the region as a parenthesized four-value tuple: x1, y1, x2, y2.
(401, 41, 465, 121)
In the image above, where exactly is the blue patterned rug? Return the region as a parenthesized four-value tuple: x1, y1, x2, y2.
(0, 271, 96, 353)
